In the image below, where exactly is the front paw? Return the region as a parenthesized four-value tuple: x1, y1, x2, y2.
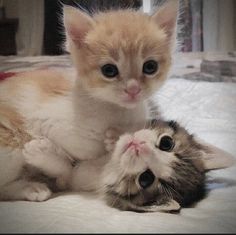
(23, 138, 54, 166)
(104, 128, 121, 153)
(23, 182, 52, 202)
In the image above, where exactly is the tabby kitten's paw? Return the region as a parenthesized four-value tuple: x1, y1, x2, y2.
(104, 128, 121, 153)
(23, 182, 52, 202)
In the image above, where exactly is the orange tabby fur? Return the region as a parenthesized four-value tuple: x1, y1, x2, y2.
(1, 70, 72, 100)
(0, 103, 31, 148)
(67, 9, 173, 96)
(0, 1, 181, 201)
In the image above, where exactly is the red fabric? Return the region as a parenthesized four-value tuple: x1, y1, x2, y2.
(0, 72, 17, 81)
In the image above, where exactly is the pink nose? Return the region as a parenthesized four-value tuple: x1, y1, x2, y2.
(124, 85, 141, 97)
(128, 140, 146, 148)
(126, 140, 146, 156)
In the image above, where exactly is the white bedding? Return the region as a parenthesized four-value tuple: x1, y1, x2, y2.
(0, 78, 236, 233)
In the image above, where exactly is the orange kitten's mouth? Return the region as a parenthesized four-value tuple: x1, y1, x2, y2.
(123, 96, 140, 103)
(121, 91, 142, 105)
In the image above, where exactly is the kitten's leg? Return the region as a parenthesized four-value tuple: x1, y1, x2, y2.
(23, 138, 73, 190)
(0, 179, 51, 201)
(0, 143, 52, 201)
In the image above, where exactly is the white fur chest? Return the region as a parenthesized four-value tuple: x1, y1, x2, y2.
(68, 94, 148, 160)
(21, 87, 147, 161)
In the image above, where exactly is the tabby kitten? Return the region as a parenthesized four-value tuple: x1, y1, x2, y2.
(71, 119, 235, 213)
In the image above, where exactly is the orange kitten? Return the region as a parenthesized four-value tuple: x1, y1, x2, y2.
(0, 1, 180, 201)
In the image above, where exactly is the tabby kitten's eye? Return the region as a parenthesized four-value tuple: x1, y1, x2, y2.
(101, 64, 119, 78)
(138, 169, 155, 189)
(159, 136, 175, 152)
(143, 60, 158, 75)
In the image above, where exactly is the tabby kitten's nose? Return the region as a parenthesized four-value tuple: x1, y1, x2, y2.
(126, 139, 148, 156)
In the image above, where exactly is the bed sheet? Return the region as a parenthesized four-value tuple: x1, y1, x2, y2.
(0, 55, 236, 233)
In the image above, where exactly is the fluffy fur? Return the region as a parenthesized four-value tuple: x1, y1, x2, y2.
(70, 120, 234, 213)
(0, 2, 179, 201)
(0, 1, 234, 203)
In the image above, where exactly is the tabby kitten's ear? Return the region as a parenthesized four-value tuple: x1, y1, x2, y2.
(136, 199, 181, 213)
(196, 137, 236, 171)
(63, 6, 94, 48)
(151, 0, 179, 42)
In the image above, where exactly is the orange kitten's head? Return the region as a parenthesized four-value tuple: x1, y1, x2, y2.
(64, 1, 179, 108)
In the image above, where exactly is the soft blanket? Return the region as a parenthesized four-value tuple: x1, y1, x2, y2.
(0, 53, 236, 233)
(0, 53, 235, 233)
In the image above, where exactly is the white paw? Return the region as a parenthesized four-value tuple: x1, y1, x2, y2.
(24, 182, 52, 202)
(104, 128, 120, 153)
(23, 138, 55, 166)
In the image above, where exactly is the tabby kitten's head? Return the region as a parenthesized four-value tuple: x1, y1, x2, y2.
(63, 1, 178, 108)
(100, 120, 234, 213)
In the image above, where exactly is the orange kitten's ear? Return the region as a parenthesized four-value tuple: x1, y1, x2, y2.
(151, 0, 179, 42)
(63, 6, 94, 48)
(196, 137, 236, 171)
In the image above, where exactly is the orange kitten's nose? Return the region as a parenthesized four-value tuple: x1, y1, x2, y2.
(124, 81, 141, 98)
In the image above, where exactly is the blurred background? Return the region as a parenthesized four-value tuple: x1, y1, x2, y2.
(0, 0, 235, 56)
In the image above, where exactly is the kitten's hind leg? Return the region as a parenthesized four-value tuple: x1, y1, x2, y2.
(23, 138, 73, 190)
(0, 179, 51, 201)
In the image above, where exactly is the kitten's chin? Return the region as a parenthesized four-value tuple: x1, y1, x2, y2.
(118, 102, 140, 109)
(118, 97, 143, 109)
(104, 98, 141, 109)
(105, 98, 142, 109)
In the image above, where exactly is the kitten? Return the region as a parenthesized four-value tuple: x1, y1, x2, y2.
(70, 119, 235, 213)
(0, 2, 179, 201)
(0, 1, 234, 203)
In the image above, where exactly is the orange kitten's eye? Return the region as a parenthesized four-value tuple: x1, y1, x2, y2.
(101, 64, 119, 78)
(143, 60, 158, 75)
